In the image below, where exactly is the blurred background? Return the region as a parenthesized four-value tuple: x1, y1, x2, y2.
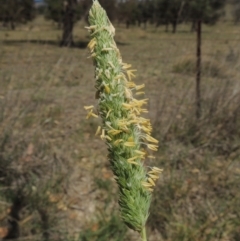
(0, 0, 240, 240)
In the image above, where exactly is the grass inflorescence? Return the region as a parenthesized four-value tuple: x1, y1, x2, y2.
(85, 0, 162, 237)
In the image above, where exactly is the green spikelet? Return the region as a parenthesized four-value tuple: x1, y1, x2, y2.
(85, 0, 162, 235)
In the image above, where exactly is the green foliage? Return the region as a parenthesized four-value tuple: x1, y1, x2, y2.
(44, 0, 82, 26)
(0, 0, 35, 29)
(187, 0, 226, 24)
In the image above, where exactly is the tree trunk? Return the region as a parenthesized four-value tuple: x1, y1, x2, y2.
(10, 20, 15, 30)
(172, 20, 177, 33)
(60, 0, 76, 47)
(196, 19, 202, 119)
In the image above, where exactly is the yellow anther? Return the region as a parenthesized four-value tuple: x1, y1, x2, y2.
(128, 160, 139, 165)
(126, 69, 137, 81)
(147, 144, 158, 151)
(122, 103, 132, 109)
(148, 174, 159, 181)
(100, 129, 105, 140)
(142, 181, 153, 188)
(108, 129, 122, 135)
(148, 155, 156, 159)
(108, 61, 115, 69)
(135, 84, 145, 91)
(85, 25, 97, 30)
(127, 136, 134, 142)
(126, 82, 136, 88)
(105, 135, 112, 141)
(127, 156, 139, 162)
(87, 38, 96, 51)
(124, 142, 135, 147)
(152, 167, 163, 173)
(145, 135, 159, 144)
(122, 63, 132, 69)
(136, 92, 145, 96)
(86, 109, 98, 119)
(84, 105, 94, 110)
(114, 139, 123, 145)
(104, 85, 110, 93)
(125, 87, 133, 99)
(95, 126, 101, 136)
(106, 109, 112, 118)
(148, 178, 155, 186)
(134, 150, 146, 156)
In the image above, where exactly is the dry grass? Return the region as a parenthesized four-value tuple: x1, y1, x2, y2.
(0, 17, 240, 240)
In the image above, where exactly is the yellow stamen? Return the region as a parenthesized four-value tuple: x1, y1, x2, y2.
(126, 82, 136, 88)
(105, 135, 112, 141)
(148, 178, 155, 186)
(84, 105, 94, 110)
(127, 136, 134, 142)
(135, 84, 145, 90)
(122, 63, 132, 69)
(108, 129, 122, 135)
(114, 139, 123, 145)
(108, 61, 115, 69)
(148, 173, 160, 181)
(125, 87, 132, 99)
(95, 126, 101, 136)
(128, 160, 139, 165)
(91, 113, 98, 118)
(134, 150, 146, 156)
(104, 85, 110, 93)
(127, 156, 139, 162)
(87, 38, 96, 51)
(100, 129, 105, 140)
(85, 25, 97, 30)
(122, 103, 132, 109)
(147, 144, 158, 151)
(136, 92, 145, 95)
(148, 167, 163, 174)
(106, 109, 112, 118)
(145, 135, 159, 144)
(140, 109, 148, 113)
(124, 142, 135, 147)
(126, 69, 137, 80)
(86, 109, 98, 119)
(148, 155, 156, 159)
(142, 181, 153, 188)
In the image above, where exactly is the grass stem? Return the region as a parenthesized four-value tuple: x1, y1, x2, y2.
(141, 226, 147, 241)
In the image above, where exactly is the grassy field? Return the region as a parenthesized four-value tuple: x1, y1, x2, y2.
(0, 17, 240, 241)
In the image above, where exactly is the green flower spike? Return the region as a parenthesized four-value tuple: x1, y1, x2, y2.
(85, 1, 162, 240)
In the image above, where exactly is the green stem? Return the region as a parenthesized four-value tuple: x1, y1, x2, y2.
(141, 226, 147, 241)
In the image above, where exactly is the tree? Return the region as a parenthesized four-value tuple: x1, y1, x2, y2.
(117, 0, 140, 28)
(45, 0, 82, 46)
(138, 0, 155, 28)
(0, 0, 35, 30)
(231, 0, 240, 23)
(154, 0, 187, 33)
(186, 0, 226, 31)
